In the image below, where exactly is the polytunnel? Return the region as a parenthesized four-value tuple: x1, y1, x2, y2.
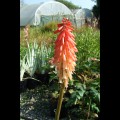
(73, 8, 93, 28)
(20, 1, 73, 26)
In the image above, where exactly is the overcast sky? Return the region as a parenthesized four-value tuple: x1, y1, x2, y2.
(24, 0, 96, 9)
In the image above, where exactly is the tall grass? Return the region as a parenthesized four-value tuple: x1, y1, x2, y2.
(74, 27, 100, 72)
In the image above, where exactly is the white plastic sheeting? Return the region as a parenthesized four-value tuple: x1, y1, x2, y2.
(20, 1, 73, 26)
(74, 8, 93, 28)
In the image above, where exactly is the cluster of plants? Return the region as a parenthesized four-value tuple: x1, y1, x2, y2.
(40, 21, 58, 33)
(20, 40, 54, 81)
(20, 22, 100, 119)
(65, 58, 100, 119)
(75, 26, 100, 72)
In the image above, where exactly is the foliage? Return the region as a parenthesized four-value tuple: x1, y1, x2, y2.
(35, 41, 53, 74)
(20, 26, 55, 46)
(55, 0, 81, 9)
(49, 68, 58, 83)
(40, 21, 58, 33)
(20, 45, 27, 59)
(66, 78, 100, 119)
(41, 26, 99, 81)
(20, 41, 54, 80)
(74, 27, 100, 72)
(49, 49, 100, 119)
(64, 58, 100, 119)
(92, 0, 100, 19)
(92, 5, 99, 19)
(25, 41, 39, 77)
(20, 55, 27, 81)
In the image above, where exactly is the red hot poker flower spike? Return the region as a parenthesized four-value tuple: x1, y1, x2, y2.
(53, 18, 78, 88)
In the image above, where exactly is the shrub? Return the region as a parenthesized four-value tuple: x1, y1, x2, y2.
(40, 21, 58, 33)
(74, 27, 100, 72)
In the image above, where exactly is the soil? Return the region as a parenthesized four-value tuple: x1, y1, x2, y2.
(20, 73, 50, 93)
(20, 84, 68, 120)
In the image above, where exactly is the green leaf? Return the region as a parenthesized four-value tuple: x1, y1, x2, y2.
(76, 95, 81, 100)
(77, 91, 84, 97)
(91, 103, 100, 113)
(71, 92, 77, 98)
(75, 82, 81, 89)
(69, 89, 74, 94)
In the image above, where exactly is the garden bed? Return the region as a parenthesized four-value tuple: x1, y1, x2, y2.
(20, 25, 100, 120)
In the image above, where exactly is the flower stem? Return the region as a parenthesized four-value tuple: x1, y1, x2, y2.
(55, 83, 65, 120)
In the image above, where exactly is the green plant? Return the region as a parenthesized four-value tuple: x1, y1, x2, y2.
(20, 45, 27, 59)
(92, 0, 100, 19)
(20, 26, 56, 46)
(83, 78, 100, 119)
(77, 57, 100, 79)
(63, 56, 100, 119)
(20, 55, 27, 81)
(65, 82, 86, 107)
(20, 40, 54, 79)
(36, 41, 53, 74)
(74, 27, 100, 72)
(49, 68, 58, 83)
(65, 78, 100, 119)
(25, 41, 38, 77)
(40, 21, 58, 33)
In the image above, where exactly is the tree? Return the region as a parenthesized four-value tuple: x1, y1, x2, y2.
(92, 0, 100, 29)
(55, 0, 81, 9)
(92, 0, 100, 19)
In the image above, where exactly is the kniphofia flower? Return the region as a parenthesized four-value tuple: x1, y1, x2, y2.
(52, 18, 78, 88)
(24, 25, 29, 41)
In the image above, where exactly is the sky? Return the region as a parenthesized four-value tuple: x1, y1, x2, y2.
(24, 0, 96, 9)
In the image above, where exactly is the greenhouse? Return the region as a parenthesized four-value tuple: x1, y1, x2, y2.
(20, 1, 73, 26)
(73, 8, 93, 28)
